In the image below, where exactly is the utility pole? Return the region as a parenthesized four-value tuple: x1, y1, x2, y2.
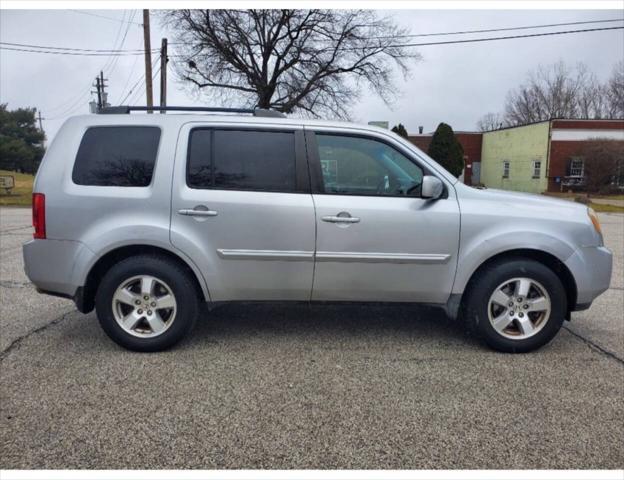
(92, 71, 109, 111)
(94, 75, 102, 110)
(100, 71, 109, 108)
(143, 9, 154, 113)
(37, 110, 45, 148)
(160, 38, 168, 112)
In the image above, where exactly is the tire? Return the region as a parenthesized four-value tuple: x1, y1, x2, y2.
(462, 258, 566, 353)
(95, 255, 199, 352)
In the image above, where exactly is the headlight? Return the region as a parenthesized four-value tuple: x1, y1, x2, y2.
(587, 207, 602, 235)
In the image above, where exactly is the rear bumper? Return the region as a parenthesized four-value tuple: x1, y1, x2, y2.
(565, 245, 613, 308)
(23, 239, 94, 302)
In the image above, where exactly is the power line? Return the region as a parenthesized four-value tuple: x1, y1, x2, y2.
(166, 25, 624, 57)
(69, 9, 143, 26)
(119, 56, 159, 105)
(167, 18, 623, 45)
(369, 17, 624, 39)
(8, 20, 621, 57)
(0, 41, 156, 53)
(99, 10, 128, 73)
(119, 72, 146, 105)
(44, 84, 92, 114)
(46, 89, 93, 120)
(41, 11, 142, 119)
(380, 25, 624, 48)
(116, 42, 142, 103)
(0, 46, 157, 56)
(105, 10, 139, 76)
(129, 58, 161, 106)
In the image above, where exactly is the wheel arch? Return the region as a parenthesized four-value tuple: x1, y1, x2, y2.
(79, 244, 210, 313)
(458, 248, 577, 316)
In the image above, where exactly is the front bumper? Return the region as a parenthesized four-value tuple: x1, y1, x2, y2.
(564, 245, 613, 308)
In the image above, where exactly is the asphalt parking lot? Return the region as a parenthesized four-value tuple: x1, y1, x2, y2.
(1, 206, 623, 469)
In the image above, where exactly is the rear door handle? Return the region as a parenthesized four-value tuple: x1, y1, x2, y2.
(322, 215, 360, 224)
(178, 207, 218, 217)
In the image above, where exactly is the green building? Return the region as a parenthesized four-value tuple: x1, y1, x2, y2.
(480, 121, 550, 194)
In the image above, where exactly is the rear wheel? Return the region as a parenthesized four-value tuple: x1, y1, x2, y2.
(463, 258, 566, 353)
(95, 255, 199, 351)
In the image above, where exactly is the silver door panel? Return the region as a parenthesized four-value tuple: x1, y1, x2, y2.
(311, 194, 460, 303)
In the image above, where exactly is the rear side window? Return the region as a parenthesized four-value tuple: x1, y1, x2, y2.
(187, 129, 296, 192)
(73, 126, 161, 186)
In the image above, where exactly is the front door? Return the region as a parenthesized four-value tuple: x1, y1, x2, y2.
(171, 124, 315, 301)
(307, 130, 460, 304)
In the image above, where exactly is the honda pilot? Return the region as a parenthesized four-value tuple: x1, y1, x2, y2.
(23, 106, 612, 352)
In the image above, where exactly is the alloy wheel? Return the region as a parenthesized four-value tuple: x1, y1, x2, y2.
(487, 277, 551, 340)
(111, 275, 177, 338)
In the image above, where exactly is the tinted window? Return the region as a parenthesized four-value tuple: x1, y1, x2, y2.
(187, 129, 296, 192)
(73, 127, 160, 186)
(316, 134, 423, 196)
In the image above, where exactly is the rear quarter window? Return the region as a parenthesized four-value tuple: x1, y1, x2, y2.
(72, 126, 161, 186)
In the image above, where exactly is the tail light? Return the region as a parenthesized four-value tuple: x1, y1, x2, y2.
(32, 193, 46, 239)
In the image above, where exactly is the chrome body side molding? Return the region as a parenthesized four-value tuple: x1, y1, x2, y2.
(315, 252, 451, 264)
(217, 249, 314, 261)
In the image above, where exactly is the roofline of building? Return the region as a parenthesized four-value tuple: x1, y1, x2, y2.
(407, 130, 482, 137)
(482, 117, 624, 134)
(404, 118, 624, 138)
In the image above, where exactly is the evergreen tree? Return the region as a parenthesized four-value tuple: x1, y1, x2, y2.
(391, 123, 409, 138)
(427, 123, 464, 178)
(0, 104, 45, 174)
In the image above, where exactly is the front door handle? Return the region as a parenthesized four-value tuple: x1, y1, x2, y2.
(322, 214, 360, 224)
(178, 207, 218, 217)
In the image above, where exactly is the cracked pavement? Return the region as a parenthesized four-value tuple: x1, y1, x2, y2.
(1, 207, 623, 469)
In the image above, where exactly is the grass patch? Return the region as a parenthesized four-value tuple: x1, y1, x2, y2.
(593, 194, 624, 201)
(544, 192, 624, 201)
(589, 202, 624, 214)
(0, 170, 34, 207)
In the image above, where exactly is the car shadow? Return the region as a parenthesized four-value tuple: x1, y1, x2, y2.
(187, 302, 477, 348)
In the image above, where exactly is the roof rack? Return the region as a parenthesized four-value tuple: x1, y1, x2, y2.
(97, 106, 286, 118)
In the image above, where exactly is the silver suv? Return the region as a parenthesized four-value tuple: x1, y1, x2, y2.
(23, 107, 612, 353)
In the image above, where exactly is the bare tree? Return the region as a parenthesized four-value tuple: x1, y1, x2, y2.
(162, 9, 420, 118)
(502, 61, 610, 126)
(577, 70, 608, 119)
(476, 112, 504, 131)
(605, 60, 624, 118)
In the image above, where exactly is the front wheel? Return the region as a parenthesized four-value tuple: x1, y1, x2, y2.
(95, 255, 199, 352)
(463, 258, 567, 353)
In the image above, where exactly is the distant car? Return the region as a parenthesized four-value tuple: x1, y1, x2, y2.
(23, 106, 612, 352)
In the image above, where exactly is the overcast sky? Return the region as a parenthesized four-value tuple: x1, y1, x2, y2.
(1, 8, 623, 141)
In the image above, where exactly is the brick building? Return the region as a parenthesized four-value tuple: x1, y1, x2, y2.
(547, 119, 624, 191)
(407, 119, 624, 193)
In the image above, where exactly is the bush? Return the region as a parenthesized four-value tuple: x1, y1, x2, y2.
(578, 139, 624, 193)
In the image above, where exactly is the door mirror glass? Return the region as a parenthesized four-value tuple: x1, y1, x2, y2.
(421, 176, 444, 199)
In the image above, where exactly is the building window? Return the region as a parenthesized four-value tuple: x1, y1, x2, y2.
(532, 160, 541, 178)
(502, 160, 510, 178)
(569, 158, 585, 177)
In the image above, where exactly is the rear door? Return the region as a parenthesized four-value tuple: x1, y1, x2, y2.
(170, 122, 315, 301)
(306, 128, 460, 304)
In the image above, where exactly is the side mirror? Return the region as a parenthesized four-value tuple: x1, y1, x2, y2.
(421, 176, 444, 199)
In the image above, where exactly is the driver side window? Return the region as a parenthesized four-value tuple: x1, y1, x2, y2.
(316, 133, 423, 196)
